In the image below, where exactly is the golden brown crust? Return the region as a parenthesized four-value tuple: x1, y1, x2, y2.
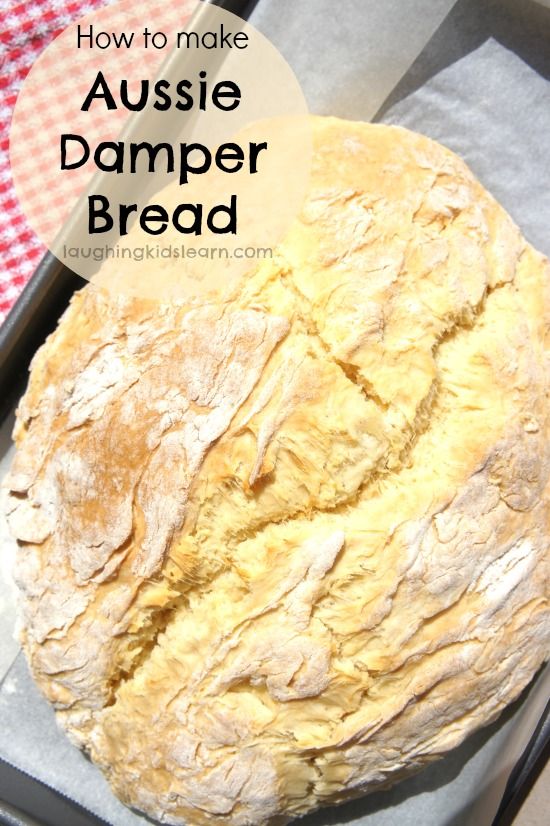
(5, 117, 550, 825)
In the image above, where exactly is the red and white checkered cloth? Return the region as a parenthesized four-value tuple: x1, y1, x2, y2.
(0, 0, 110, 325)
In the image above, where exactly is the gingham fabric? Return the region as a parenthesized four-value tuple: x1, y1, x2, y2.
(0, 0, 110, 325)
(0, 0, 203, 326)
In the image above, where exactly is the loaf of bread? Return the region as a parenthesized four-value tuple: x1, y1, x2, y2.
(5, 118, 550, 825)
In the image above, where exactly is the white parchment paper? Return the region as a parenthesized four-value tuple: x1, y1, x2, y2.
(1, 0, 550, 823)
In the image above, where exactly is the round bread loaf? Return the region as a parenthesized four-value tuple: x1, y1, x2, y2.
(5, 117, 550, 825)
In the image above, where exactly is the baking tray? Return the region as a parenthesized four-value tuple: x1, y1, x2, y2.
(1, 0, 549, 824)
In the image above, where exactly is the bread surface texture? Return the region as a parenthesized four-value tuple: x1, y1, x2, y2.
(5, 117, 550, 826)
